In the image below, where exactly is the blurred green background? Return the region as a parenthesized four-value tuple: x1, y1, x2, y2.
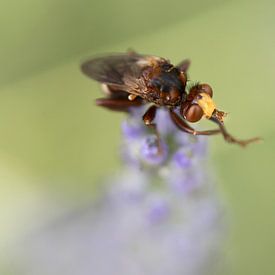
(0, 0, 274, 274)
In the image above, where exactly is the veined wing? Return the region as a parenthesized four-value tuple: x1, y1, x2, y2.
(81, 52, 166, 95)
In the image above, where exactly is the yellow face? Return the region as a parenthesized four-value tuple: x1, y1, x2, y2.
(195, 93, 216, 119)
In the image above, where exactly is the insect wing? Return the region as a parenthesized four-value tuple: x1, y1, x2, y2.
(81, 54, 146, 85)
(81, 53, 166, 95)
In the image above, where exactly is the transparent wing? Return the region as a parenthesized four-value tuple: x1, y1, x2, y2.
(81, 53, 146, 84)
(81, 53, 166, 95)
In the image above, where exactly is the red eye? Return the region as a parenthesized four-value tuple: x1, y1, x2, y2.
(185, 104, 204, 122)
(199, 84, 213, 97)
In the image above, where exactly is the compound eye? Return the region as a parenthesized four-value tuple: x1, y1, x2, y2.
(185, 104, 204, 122)
(199, 84, 213, 97)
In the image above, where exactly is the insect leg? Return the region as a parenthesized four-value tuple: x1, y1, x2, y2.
(96, 97, 143, 112)
(210, 116, 261, 147)
(176, 59, 191, 73)
(142, 105, 162, 154)
(143, 105, 157, 123)
(169, 109, 221, 135)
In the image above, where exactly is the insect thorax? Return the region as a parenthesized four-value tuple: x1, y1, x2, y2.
(144, 66, 186, 106)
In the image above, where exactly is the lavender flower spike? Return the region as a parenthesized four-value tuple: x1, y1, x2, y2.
(11, 106, 227, 275)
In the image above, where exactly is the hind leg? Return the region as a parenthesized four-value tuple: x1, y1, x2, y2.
(96, 97, 143, 112)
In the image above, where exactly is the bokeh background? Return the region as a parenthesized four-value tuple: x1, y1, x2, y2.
(0, 0, 274, 274)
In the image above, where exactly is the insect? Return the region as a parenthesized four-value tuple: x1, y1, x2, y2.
(81, 51, 260, 147)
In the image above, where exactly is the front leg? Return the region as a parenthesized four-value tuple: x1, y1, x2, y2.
(143, 105, 157, 126)
(169, 109, 221, 136)
(210, 116, 261, 147)
(142, 105, 162, 153)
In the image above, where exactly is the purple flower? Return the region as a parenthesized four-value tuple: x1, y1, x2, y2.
(191, 136, 208, 157)
(12, 106, 227, 275)
(154, 108, 177, 137)
(110, 169, 148, 203)
(147, 197, 170, 224)
(140, 135, 168, 165)
(121, 119, 144, 140)
(174, 131, 195, 147)
(172, 149, 193, 168)
(164, 168, 203, 195)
